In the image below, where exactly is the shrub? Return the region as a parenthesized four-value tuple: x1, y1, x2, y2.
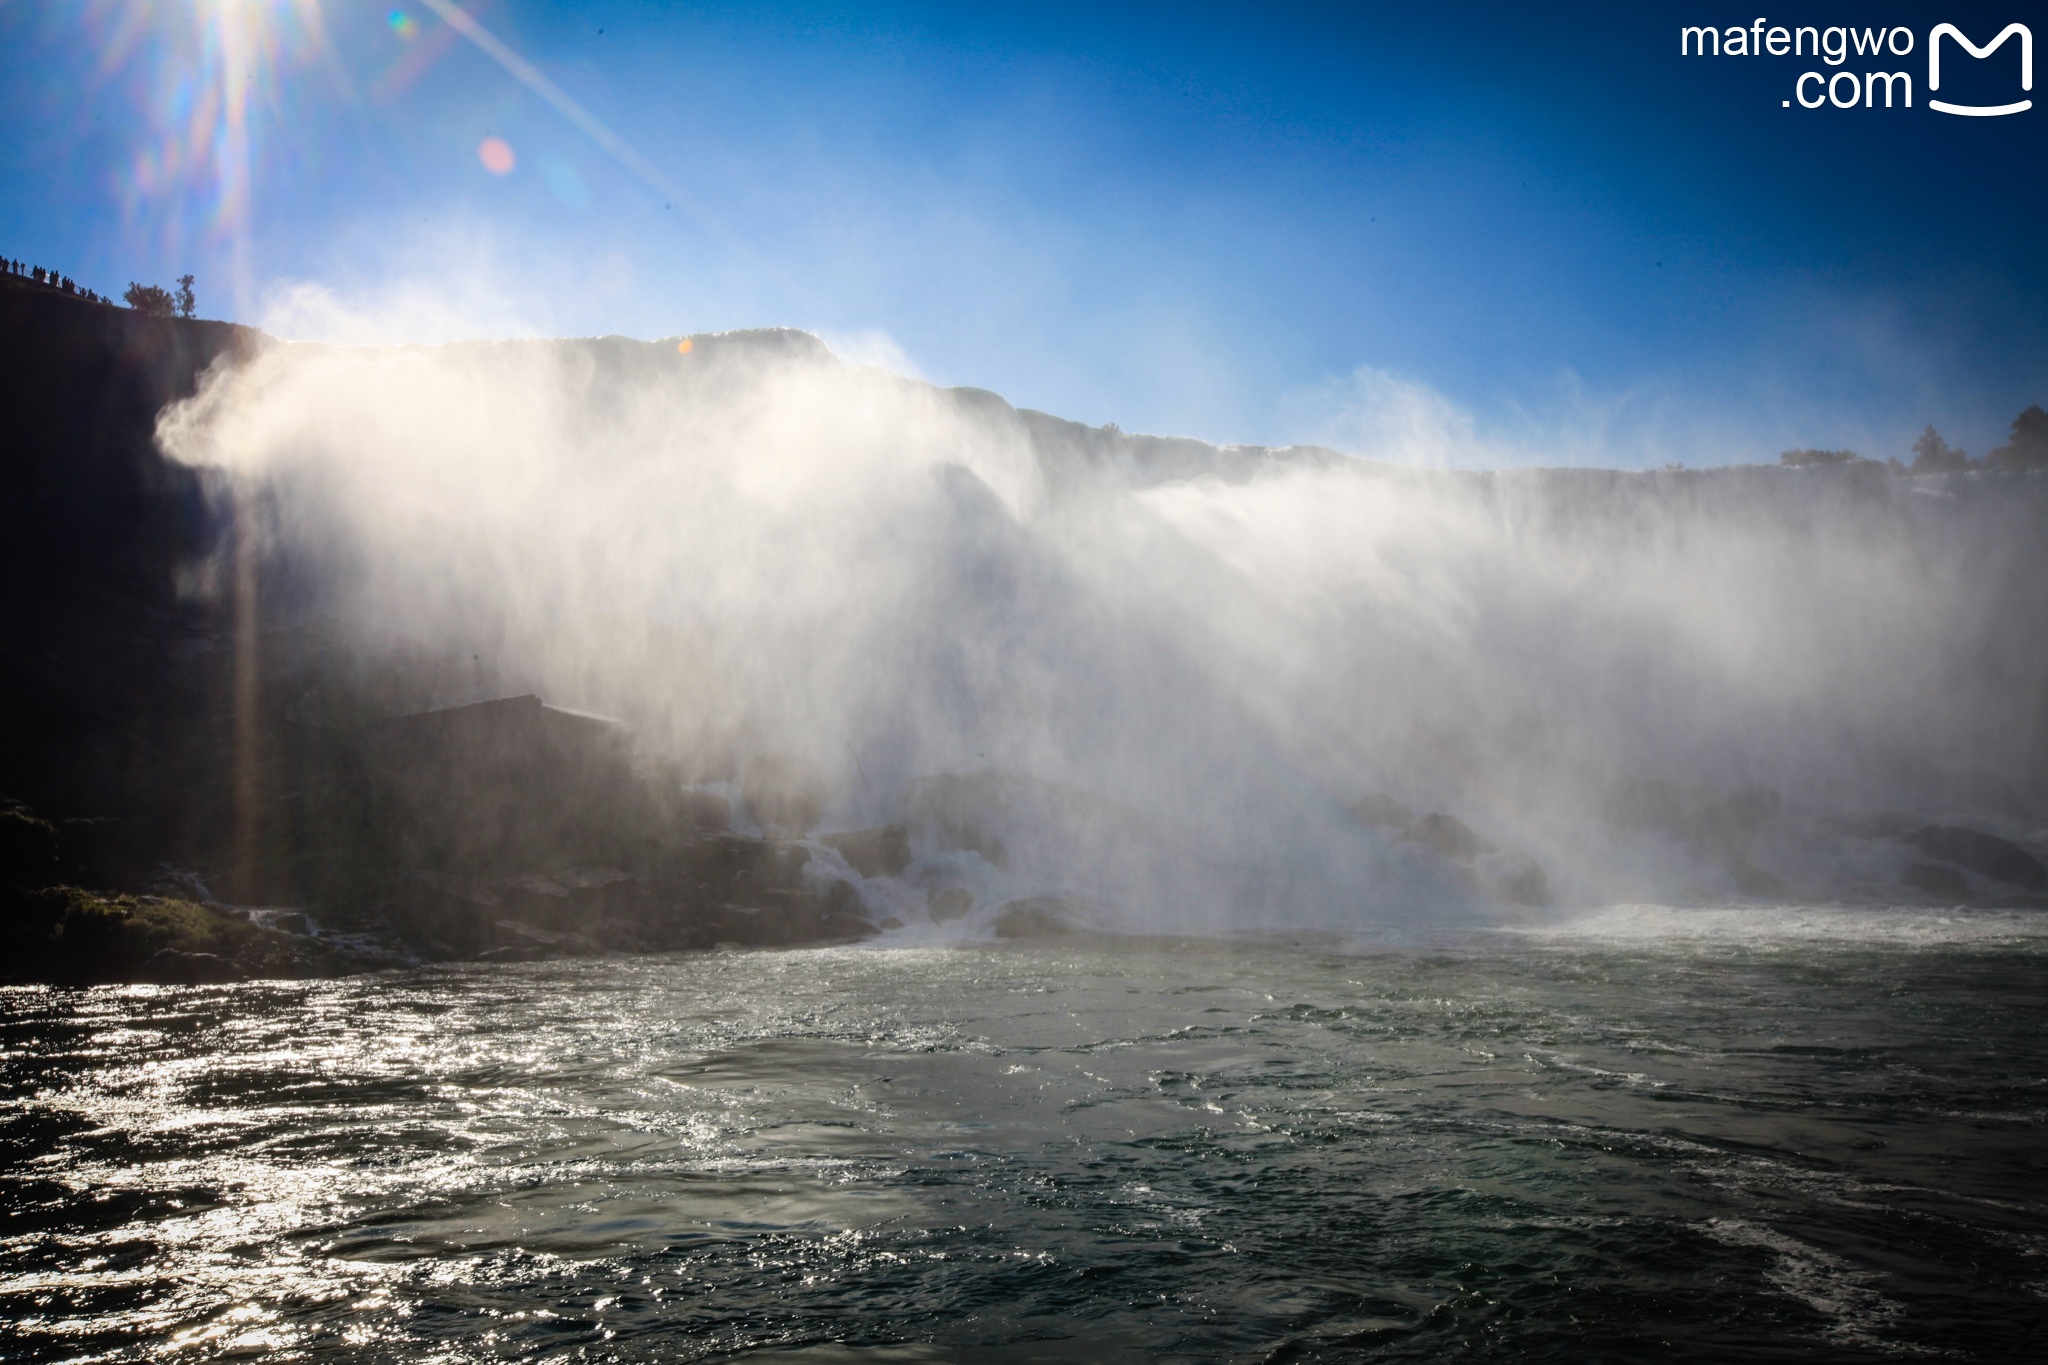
(1779, 447, 1864, 468)
(123, 282, 175, 316)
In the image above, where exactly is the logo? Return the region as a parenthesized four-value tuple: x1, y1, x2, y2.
(1679, 20, 2033, 116)
(1929, 22, 2032, 115)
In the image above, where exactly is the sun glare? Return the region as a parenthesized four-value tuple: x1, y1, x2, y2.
(111, 0, 337, 316)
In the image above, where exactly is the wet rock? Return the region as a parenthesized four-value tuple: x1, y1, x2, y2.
(906, 774, 1012, 870)
(991, 895, 1089, 939)
(674, 789, 732, 832)
(0, 800, 60, 891)
(1729, 860, 1790, 899)
(556, 865, 634, 894)
(1901, 862, 1970, 899)
(474, 944, 551, 963)
(1475, 850, 1552, 907)
(404, 870, 501, 907)
(1614, 781, 1781, 858)
(822, 879, 862, 917)
(554, 866, 638, 916)
(928, 886, 974, 923)
(741, 754, 827, 837)
(494, 918, 566, 947)
(139, 948, 243, 984)
(878, 916, 905, 931)
(819, 912, 879, 941)
(496, 872, 573, 926)
(1830, 812, 1917, 840)
(1906, 826, 2045, 890)
(270, 911, 311, 935)
(1402, 813, 1494, 863)
(392, 871, 502, 953)
(370, 695, 643, 873)
(823, 825, 913, 878)
(1346, 793, 1415, 830)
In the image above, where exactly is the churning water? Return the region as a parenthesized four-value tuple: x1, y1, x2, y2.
(6, 911, 2047, 1362)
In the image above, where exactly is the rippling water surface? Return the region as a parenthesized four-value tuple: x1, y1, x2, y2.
(5, 907, 2047, 1361)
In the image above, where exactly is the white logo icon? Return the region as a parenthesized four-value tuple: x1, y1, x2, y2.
(1928, 22, 2032, 115)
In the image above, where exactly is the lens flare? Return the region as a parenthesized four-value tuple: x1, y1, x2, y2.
(477, 136, 515, 175)
(388, 10, 417, 40)
(676, 338, 694, 354)
(98, 0, 342, 319)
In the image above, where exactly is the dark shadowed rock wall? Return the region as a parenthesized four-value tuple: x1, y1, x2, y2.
(0, 275, 264, 881)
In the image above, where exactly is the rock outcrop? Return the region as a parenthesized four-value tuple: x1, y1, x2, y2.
(1347, 800, 1553, 908)
(1906, 826, 2045, 890)
(823, 825, 913, 878)
(990, 895, 1092, 939)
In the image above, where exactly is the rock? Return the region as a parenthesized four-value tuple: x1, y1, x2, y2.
(1828, 812, 1917, 840)
(818, 912, 879, 942)
(1728, 860, 1789, 898)
(405, 870, 501, 906)
(393, 871, 502, 954)
(1346, 793, 1415, 830)
(822, 879, 862, 917)
(494, 918, 565, 946)
(990, 895, 1088, 939)
(674, 789, 732, 832)
(878, 916, 905, 931)
(496, 872, 572, 925)
(554, 866, 638, 914)
(1901, 862, 1970, 899)
(474, 944, 550, 963)
(1402, 813, 1494, 863)
(1722, 786, 1784, 835)
(1613, 781, 1780, 858)
(0, 800, 60, 891)
(928, 886, 974, 923)
(556, 865, 634, 894)
(741, 754, 827, 837)
(139, 948, 243, 984)
(1906, 826, 2045, 890)
(370, 695, 642, 873)
(1475, 850, 1552, 907)
(903, 773, 1016, 870)
(270, 911, 311, 935)
(823, 825, 913, 878)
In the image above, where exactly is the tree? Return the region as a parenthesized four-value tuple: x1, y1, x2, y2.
(1909, 425, 1973, 473)
(175, 274, 195, 319)
(1779, 447, 1864, 468)
(123, 282, 174, 316)
(1986, 404, 2048, 472)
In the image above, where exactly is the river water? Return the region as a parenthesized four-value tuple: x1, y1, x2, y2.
(4, 906, 2046, 1362)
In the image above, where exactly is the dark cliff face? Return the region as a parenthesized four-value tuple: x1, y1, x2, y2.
(0, 276, 265, 878)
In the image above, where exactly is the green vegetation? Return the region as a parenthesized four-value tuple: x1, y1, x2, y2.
(1778, 447, 1865, 468)
(1902, 405, 2048, 475)
(1987, 404, 2048, 472)
(0, 885, 319, 985)
(1911, 425, 1972, 473)
(122, 281, 175, 316)
(1783, 404, 2048, 475)
(2, 797, 328, 985)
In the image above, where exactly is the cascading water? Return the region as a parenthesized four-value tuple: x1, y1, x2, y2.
(154, 327, 2048, 932)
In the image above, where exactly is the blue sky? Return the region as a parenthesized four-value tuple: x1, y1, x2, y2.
(1, 1, 2042, 465)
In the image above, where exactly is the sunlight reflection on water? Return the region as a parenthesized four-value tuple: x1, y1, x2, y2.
(4, 922, 2046, 1361)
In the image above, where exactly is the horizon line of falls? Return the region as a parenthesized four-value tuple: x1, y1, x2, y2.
(157, 327, 2048, 933)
